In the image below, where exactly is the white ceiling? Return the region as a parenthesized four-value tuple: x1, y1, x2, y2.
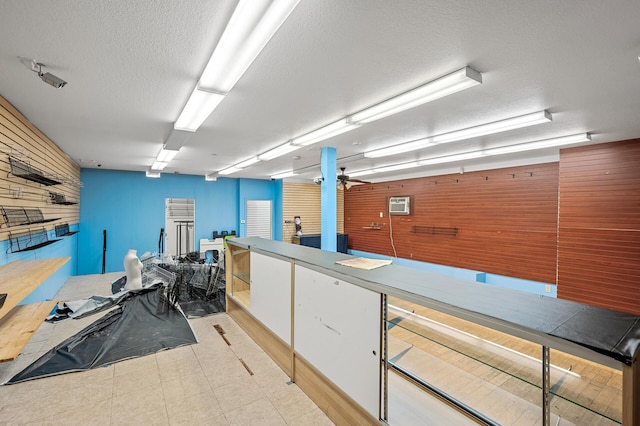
(1, 0, 639, 183)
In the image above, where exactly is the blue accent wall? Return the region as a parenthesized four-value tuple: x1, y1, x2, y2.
(79, 169, 278, 274)
(348, 248, 556, 297)
(237, 178, 282, 240)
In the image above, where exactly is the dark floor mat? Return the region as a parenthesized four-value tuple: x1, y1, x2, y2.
(5, 286, 196, 384)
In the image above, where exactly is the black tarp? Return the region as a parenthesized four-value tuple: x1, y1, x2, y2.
(5, 286, 196, 384)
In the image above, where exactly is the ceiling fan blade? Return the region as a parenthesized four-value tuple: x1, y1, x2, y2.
(348, 178, 370, 184)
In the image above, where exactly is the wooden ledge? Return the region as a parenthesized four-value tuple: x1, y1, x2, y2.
(0, 257, 69, 321)
(0, 300, 57, 362)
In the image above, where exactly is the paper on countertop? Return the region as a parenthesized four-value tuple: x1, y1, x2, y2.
(335, 257, 393, 270)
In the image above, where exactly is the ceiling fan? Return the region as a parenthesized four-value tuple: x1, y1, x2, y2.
(337, 167, 369, 190)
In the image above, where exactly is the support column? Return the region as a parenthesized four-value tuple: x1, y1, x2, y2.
(320, 147, 337, 252)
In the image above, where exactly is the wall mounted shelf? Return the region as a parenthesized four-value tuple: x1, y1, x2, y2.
(8, 157, 60, 186)
(362, 222, 382, 230)
(55, 223, 78, 237)
(1, 207, 59, 228)
(48, 191, 77, 205)
(8, 227, 60, 253)
(411, 225, 458, 236)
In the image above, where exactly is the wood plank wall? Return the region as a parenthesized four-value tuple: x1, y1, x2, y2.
(282, 183, 344, 243)
(557, 139, 640, 314)
(0, 95, 80, 242)
(344, 163, 559, 283)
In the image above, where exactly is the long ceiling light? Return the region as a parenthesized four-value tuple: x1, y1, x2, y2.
(156, 148, 180, 162)
(271, 170, 297, 179)
(151, 161, 169, 170)
(483, 133, 591, 156)
(174, 87, 225, 132)
(419, 151, 486, 166)
(350, 67, 482, 124)
(219, 166, 242, 176)
(150, 147, 180, 171)
(291, 119, 361, 147)
(258, 142, 300, 161)
(217, 156, 261, 176)
(432, 111, 552, 144)
(364, 110, 552, 158)
(175, 0, 299, 134)
(352, 133, 590, 178)
(349, 161, 421, 178)
(214, 65, 482, 173)
(199, 0, 300, 93)
(235, 156, 261, 168)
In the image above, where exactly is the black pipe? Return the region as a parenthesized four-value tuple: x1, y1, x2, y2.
(101, 229, 107, 274)
(158, 228, 164, 255)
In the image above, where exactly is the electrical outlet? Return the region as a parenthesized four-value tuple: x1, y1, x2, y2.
(379, 212, 383, 218)
(545, 285, 551, 293)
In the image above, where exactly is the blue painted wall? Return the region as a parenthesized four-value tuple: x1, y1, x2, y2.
(237, 178, 282, 240)
(3, 224, 79, 304)
(349, 248, 556, 297)
(79, 169, 279, 275)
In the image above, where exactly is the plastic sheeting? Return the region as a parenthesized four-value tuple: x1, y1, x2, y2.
(5, 286, 196, 384)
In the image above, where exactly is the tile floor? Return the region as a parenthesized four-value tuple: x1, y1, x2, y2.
(0, 272, 334, 425)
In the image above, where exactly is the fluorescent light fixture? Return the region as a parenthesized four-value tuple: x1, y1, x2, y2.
(419, 151, 486, 166)
(374, 162, 421, 173)
(205, 173, 218, 181)
(431, 110, 552, 144)
(364, 139, 436, 158)
(352, 132, 590, 179)
(235, 156, 261, 168)
(351, 67, 482, 124)
(270, 170, 296, 179)
(219, 166, 242, 175)
(348, 169, 375, 178)
(151, 161, 169, 170)
(257, 142, 300, 161)
(349, 161, 420, 178)
(146, 170, 161, 178)
(199, 0, 300, 93)
(291, 119, 361, 147)
(364, 110, 552, 159)
(174, 86, 226, 132)
(156, 148, 180, 162)
(164, 128, 192, 150)
(484, 133, 591, 156)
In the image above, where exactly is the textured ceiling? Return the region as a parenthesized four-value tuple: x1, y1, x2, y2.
(1, 0, 639, 182)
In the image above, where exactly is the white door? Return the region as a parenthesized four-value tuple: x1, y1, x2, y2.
(246, 200, 272, 239)
(165, 198, 195, 257)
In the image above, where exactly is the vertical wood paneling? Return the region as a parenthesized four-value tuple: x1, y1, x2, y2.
(345, 163, 559, 284)
(0, 96, 80, 241)
(282, 183, 343, 243)
(558, 140, 640, 314)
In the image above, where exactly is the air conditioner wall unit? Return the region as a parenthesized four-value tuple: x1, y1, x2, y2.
(389, 196, 411, 215)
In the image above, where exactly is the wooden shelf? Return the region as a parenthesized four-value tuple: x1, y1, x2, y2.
(0, 257, 70, 321)
(0, 257, 69, 362)
(0, 301, 57, 362)
(231, 290, 251, 309)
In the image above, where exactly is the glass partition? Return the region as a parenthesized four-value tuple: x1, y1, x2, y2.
(386, 296, 622, 425)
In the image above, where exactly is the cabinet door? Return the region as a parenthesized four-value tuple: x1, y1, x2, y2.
(250, 252, 291, 344)
(294, 265, 381, 417)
